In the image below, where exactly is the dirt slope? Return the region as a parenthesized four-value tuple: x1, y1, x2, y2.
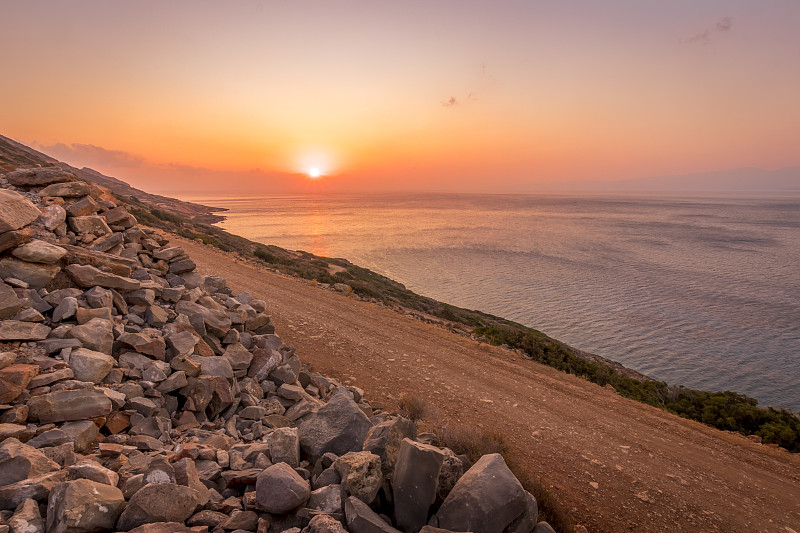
(177, 237, 800, 532)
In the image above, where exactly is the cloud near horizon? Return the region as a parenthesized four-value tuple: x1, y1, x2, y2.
(34, 142, 146, 169)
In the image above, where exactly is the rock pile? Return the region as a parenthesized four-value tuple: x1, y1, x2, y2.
(0, 167, 555, 533)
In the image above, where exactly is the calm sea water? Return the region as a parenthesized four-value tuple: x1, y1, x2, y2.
(180, 193, 800, 410)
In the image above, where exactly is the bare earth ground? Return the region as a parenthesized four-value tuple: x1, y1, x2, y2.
(176, 237, 800, 533)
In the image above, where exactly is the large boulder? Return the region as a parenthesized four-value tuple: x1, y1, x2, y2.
(27, 389, 113, 424)
(46, 479, 126, 533)
(0, 470, 68, 510)
(38, 181, 91, 198)
(393, 439, 445, 533)
(0, 189, 40, 232)
(66, 264, 140, 291)
(5, 167, 74, 187)
(68, 347, 115, 383)
(68, 318, 114, 353)
(0, 257, 61, 289)
(0, 320, 50, 341)
(299, 392, 373, 462)
(433, 454, 530, 533)
(0, 438, 61, 486)
(255, 462, 310, 514)
(115, 483, 200, 531)
(11, 239, 67, 263)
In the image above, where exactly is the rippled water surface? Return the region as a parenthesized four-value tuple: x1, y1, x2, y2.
(181, 193, 800, 410)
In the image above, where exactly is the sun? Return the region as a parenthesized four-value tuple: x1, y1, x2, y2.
(307, 167, 321, 179)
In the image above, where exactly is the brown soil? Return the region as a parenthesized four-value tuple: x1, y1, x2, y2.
(177, 237, 800, 533)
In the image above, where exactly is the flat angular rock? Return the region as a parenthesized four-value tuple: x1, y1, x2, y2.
(0, 281, 23, 319)
(305, 514, 349, 533)
(11, 239, 67, 264)
(0, 320, 50, 341)
(60, 420, 100, 453)
(169, 259, 196, 274)
(173, 457, 210, 508)
(433, 454, 528, 533)
(66, 195, 99, 217)
(66, 264, 140, 291)
(62, 244, 136, 277)
(393, 439, 445, 533)
(68, 215, 112, 236)
(118, 332, 166, 360)
(0, 469, 68, 510)
(67, 460, 120, 486)
(38, 181, 91, 198)
(8, 497, 45, 533)
(52, 296, 78, 322)
(0, 363, 39, 403)
(189, 355, 234, 379)
(0, 189, 40, 232)
(0, 438, 61, 486)
(116, 482, 200, 531)
(46, 478, 125, 533)
(126, 522, 197, 533)
(27, 389, 112, 424)
(255, 462, 310, 514)
(101, 206, 137, 228)
(89, 231, 123, 252)
(308, 484, 344, 514)
(299, 392, 373, 462)
(68, 318, 114, 354)
(334, 451, 383, 505)
(5, 167, 74, 187)
(0, 257, 60, 289)
(223, 342, 253, 370)
(345, 496, 402, 533)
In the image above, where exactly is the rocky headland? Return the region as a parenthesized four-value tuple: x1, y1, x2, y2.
(0, 167, 556, 533)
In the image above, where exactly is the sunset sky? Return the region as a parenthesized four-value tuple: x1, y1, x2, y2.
(2, 1, 799, 193)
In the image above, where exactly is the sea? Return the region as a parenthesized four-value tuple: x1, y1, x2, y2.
(179, 193, 800, 411)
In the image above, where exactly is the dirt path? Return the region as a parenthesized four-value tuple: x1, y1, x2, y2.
(177, 237, 800, 532)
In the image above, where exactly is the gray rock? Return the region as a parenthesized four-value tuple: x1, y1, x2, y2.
(334, 451, 383, 505)
(27, 389, 113, 424)
(116, 483, 200, 531)
(0, 257, 60, 290)
(38, 181, 91, 198)
(85, 286, 113, 308)
(507, 491, 539, 533)
(0, 321, 50, 341)
(255, 462, 310, 514)
(345, 496, 402, 533)
(68, 215, 112, 236)
(532, 522, 557, 533)
(188, 355, 233, 379)
(37, 205, 67, 231)
(0, 189, 40, 232)
(299, 392, 374, 462)
(66, 264, 140, 291)
(437, 448, 465, 502)
(307, 484, 344, 514)
(60, 420, 100, 453)
(89, 231, 124, 252)
(393, 439, 445, 533)
(433, 454, 529, 533)
(46, 479, 125, 533)
(222, 342, 253, 370)
(66, 195, 99, 217)
(0, 438, 61, 486)
(169, 259, 196, 275)
(68, 318, 114, 354)
(11, 239, 67, 264)
(363, 417, 417, 476)
(101, 207, 137, 228)
(52, 296, 78, 322)
(268, 427, 300, 467)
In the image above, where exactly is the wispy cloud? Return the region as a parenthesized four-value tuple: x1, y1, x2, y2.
(34, 142, 145, 168)
(686, 16, 733, 44)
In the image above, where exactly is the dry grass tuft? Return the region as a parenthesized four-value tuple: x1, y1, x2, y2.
(397, 394, 428, 421)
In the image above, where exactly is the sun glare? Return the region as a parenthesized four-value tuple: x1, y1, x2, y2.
(307, 167, 321, 178)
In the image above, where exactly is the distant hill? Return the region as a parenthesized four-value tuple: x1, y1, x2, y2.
(0, 134, 226, 222)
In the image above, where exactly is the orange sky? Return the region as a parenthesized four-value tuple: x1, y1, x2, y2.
(2, 1, 799, 193)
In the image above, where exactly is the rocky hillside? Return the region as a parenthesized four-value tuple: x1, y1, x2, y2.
(0, 167, 559, 532)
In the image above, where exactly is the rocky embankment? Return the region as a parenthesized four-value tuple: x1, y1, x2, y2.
(0, 168, 554, 532)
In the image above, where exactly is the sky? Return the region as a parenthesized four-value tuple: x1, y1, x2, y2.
(2, 1, 799, 194)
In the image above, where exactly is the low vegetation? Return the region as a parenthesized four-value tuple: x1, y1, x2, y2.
(118, 193, 800, 453)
